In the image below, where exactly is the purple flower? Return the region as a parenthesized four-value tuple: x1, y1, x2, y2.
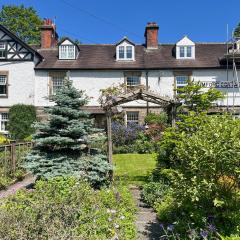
(200, 230, 208, 239)
(207, 224, 216, 233)
(159, 223, 164, 229)
(167, 224, 174, 231)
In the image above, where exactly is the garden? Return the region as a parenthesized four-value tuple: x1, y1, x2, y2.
(0, 79, 239, 239)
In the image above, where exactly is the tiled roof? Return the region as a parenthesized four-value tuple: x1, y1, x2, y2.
(35, 43, 228, 70)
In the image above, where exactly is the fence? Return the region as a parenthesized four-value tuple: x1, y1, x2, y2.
(0, 142, 33, 177)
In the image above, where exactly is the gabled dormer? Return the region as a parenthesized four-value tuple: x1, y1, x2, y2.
(176, 36, 195, 59)
(58, 37, 79, 60)
(116, 37, 135, 61)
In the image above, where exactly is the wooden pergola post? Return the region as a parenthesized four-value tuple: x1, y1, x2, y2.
(171, 103, 177, 127)
(106, 110, 113, 165)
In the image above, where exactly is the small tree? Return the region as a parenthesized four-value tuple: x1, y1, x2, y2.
(8, 104, 36, 140)
(177, 79, 224, 113)
(0, 5, 42, 44)
(25, 78, 111, 186)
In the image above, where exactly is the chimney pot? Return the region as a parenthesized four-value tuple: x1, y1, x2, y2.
(40, 18, 58, 49)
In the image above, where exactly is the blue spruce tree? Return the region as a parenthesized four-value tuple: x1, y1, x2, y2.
(25, 77, 111, 186)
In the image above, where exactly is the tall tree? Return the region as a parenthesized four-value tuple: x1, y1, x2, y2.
(0, 5, 42, 44)
(234, 23, 240, 38)
(25, 78, 111, 186)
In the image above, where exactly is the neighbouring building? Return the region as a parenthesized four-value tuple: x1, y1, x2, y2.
(0, 19, 240, 133)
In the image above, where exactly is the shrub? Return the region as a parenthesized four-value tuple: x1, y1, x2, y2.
(133, 132, 156, 153)
(112, 121, 144, 146)
(141, 181, 169, 207)
(8, 104, 36, 140)
(0, 134, 10, 144)
(0, 177, 136, 240)
(145, 112, 168, 125)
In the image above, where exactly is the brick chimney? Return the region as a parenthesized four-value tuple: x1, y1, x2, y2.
(144, 22, 159, 49)
(40, 19, 58, 49)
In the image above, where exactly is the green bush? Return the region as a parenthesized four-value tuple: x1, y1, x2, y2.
(141, 181, 169, 207)
(144, 112, 168, 125)
(8, 104, 36, 140)
(0, 177, 136, 240)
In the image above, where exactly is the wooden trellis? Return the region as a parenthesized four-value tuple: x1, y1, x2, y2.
(102, 89, 179, 165)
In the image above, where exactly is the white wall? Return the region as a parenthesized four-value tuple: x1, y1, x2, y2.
(193, 69, 240, 106)
(0, 61, 35, 107)
(34, 68, 240, 108)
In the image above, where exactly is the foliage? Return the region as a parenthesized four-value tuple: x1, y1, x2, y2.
(25, 78, 111, 186)
(177, 79, 224, 113)
(0, 4, 42, 44)
(0, 134, 10, 144)
(234, 23, 240, 38)
(150, 114, 240, 237)
(141, 181, 169, 207)
(8, 104, 36, 140)
(133, 132, 156, 153)
(145, 112, 168, 125)
(112, 121, 144, 146)
(113, 153, 157, 185)
(99, 83, 126, 106)
(0, 177, 137, 240)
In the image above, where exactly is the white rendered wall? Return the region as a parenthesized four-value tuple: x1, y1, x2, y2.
(0, 61, 35, 107)
(34, 69, 240, 108)
(193, 69, 240, 106)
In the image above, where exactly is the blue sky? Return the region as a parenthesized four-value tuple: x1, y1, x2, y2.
(1, 0, 240, 44)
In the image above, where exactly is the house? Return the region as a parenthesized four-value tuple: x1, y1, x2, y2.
(0, 19, 239, 133)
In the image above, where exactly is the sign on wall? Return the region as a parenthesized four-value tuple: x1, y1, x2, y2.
(199, 81, 240, 89)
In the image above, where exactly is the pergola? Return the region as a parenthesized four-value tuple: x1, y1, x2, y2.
(102, 89, 179, 164)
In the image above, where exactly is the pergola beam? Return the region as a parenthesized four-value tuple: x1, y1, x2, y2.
(103, 89, 179, 165)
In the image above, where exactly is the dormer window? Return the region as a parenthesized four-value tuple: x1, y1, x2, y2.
(116, 37, 135, 61)
(58, 38, 79, 60)
(179, 46, 193, 58)
(176, 36, 195, 59)
(59, 45, 75, 59)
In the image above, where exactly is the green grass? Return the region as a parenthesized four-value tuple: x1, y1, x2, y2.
(113, 153, 157, 185)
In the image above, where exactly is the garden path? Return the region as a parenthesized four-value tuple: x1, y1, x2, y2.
(130, 185, 162, 240)
(0, 174, 35, 199)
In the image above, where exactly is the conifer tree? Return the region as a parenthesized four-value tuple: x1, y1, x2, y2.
(25, 78, 111, 186)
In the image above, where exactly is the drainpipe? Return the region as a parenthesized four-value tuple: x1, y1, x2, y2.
(146, 71, 149, 115)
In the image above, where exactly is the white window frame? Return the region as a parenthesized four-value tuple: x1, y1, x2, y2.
(178, 46, 193, 59)
(116, 42, 135, 61)
(0, 74, 8, 97)
(175, 75, 190, 95)
(0, 112, 9, 133)
(0, 42, 6, 59)
(126, 111, 139, 125)
(59, 45, 75, 60)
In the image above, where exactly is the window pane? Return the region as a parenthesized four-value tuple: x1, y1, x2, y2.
(0, 112, 9, 132)
(0, 43, 6, 59)
(126, 46, 132, 59)
(187, 46, 192, 57)
(67, 45, 75, 59)
(0, 75, 7, 95)
(127, 76, 140, 86)
(176, 76, 188, 85)
(119, 46, 124, 59)
(127, 112, 139, 125)
(60, 46, 67, 59)
(52, 75, 65, 94)
(180, 47, 185, 57)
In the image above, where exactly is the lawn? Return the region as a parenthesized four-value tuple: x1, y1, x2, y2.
(113, 153, 157, 185)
